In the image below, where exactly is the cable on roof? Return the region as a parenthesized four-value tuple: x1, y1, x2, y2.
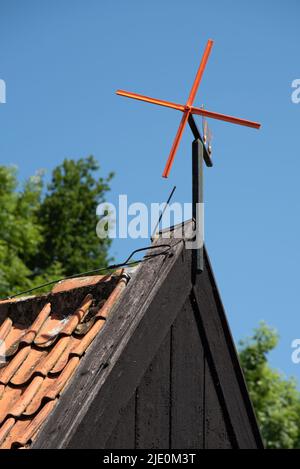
(0, 243, 173, 302)
(150, 185, 176, 242)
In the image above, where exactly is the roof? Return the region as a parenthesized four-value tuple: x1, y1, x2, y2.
(29, 221, 263, 449)
(0, 271, 128, 449)
(0, 220, 263, 449)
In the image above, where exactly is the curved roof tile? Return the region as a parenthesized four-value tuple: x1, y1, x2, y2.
(0, 271, 127, 448)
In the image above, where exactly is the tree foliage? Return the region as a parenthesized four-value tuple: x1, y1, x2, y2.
(0, 166, 43, 295)
(239, 323, 300, 449)
(36, 156, 113, 276)
(0, 156, 113, 298)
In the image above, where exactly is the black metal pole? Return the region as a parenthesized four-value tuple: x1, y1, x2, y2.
(192, 139, 204, 272)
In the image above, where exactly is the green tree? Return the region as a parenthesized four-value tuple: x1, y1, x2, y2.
(36, 156, 113, 276)
(0, 166, 45, 296)
(0, 156, 113, 298)
(239, 323, 300, 449)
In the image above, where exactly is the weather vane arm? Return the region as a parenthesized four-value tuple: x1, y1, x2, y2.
(162, 110, 190, 178)
(187, 39, 214, 107)
(116, 90, 185, 112)
(191, 106, 261, 129)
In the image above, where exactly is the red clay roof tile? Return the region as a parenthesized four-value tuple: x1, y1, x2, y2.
(60, 294, 93, 335)
(0, 318, 12, 342)
(9, 376, 44, 418)
(52, 275, 107, 294)
(34, 314, 68, 348)
(21, 303, 51, 345)
(0, 417, 15, 446)
(50, 337, 76, 374)
(46, 356, 80, 399)
(24, 376, 58, 416)
(0, 399, 58, 449)
(0, 345, 31, 385)
(3, 325, 28, 357)
(34, 336, 71, 376)
(0, 271, 127, 449)
(10, 348, 48, 386)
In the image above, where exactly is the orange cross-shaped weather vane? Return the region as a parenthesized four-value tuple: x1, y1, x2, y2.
(116, 39, 261, 178)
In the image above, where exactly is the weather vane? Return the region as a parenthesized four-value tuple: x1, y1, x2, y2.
(116, 39, 261, 272)
(116, 39, 261, 178)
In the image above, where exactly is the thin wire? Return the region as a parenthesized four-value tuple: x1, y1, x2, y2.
(1, 244, 172, 301)
(151, 185, 176, 241)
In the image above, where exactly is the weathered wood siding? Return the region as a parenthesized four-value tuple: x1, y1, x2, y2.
(105, 295, 234, 449)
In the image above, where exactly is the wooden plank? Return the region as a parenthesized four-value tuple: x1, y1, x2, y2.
(135, 331, 171, 449)
(105, 394, 136, 449)
(170, 297, 204, 449)
(33, 224, 194, 449)
(192, 248, 263, 449)
(204, 359, 232, 449)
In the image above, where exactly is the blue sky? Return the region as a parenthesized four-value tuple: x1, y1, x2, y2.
(0, 0, 300, 381)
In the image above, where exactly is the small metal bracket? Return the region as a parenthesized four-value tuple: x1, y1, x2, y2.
(188, 114, 213, 168)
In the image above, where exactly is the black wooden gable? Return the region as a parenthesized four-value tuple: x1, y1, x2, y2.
(33, 221, 263, 449)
